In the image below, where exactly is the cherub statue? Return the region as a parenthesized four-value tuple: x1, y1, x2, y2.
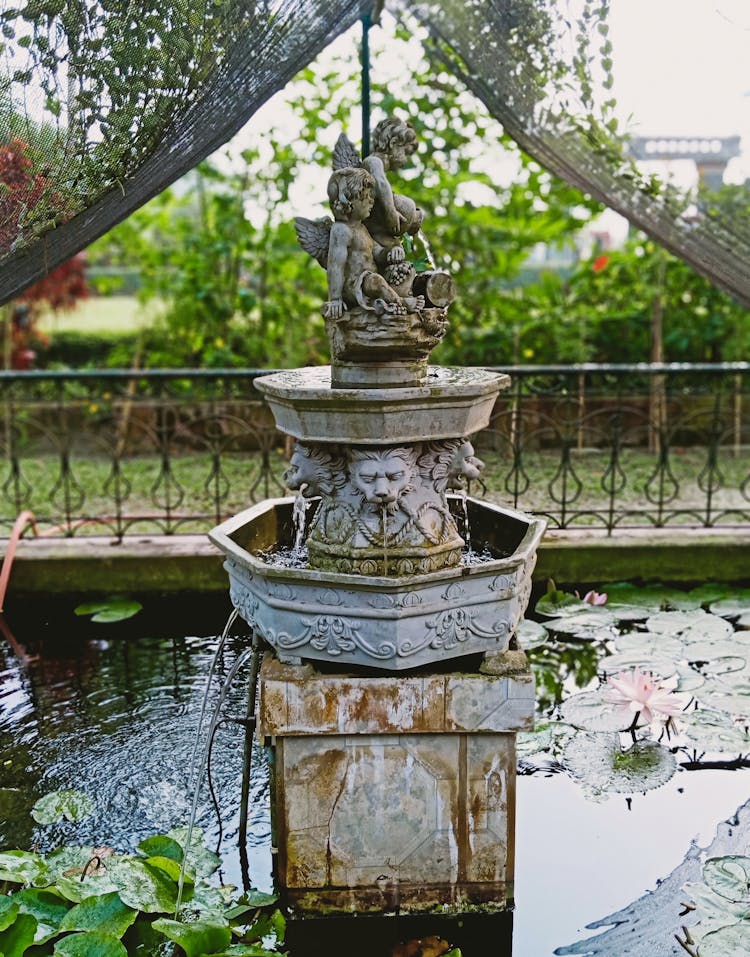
(295, 167, 424, 320)
(333, 117, 423, 256)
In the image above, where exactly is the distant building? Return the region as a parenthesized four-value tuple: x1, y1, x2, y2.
(628, 136, 741, 191)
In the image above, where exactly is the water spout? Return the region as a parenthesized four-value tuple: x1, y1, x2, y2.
(291, 488, 309, 561)
(382, 504, 389, 576)
(417, 229, 436, 270)
(458, 487, 471, 551)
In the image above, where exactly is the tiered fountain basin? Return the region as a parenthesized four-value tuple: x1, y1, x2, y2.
(209, 495, 544, 672)
(255, 366, 509, 443)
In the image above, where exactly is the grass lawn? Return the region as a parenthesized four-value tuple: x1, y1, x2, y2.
(38, 296, 159, 337)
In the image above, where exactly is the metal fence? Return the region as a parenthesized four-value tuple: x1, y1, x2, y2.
(0, 363, 747, 538)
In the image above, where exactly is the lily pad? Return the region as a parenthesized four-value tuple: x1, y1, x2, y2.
(108, 860, 178, 913)
(700, 923, 750, 956)
(53, 930, 128, 957)
(535, 593, 592, 618)
(152, 919, 232, 957)
(604, 603, 651, 623)
(0, 850, 48, 885)
(13, 888, 70, 944)
(680, 710, 750, 754)
(167, 827, 220, 880)
(688, 583, 735, 606)
(514, 619, 549, 650)
(562, 733, 677, 794)
(558, 690, 632, 733)
(736, 613, 750, 630)
(646, 610, 733, 642)
(684, 880, 750, 935)
(598, 651, 678, 680)
(0, 898, 18, 932)
(604, 582, 700, 611)
(32, 789, 94, 824)
(610, 631, 682, 660)
(59, 893, 137, 939)
(74, 597, 143, 624)
(0, 913, 37, 957)
(543, 609, 616, 640)
(709, 591, 750, 620)
(703, 856, 750, 903)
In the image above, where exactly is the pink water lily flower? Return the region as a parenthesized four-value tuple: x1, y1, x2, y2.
(604, 667, 685, 728)
(583, 590, 608, 605)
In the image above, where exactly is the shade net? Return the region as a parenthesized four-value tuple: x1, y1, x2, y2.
(1, 0, 748, 308)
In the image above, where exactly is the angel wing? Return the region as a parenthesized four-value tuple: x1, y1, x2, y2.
(294, 216, 333, 269)
(332, 133, 361, 171)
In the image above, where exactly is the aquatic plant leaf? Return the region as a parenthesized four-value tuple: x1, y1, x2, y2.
(0, 897, 19, 932)
(680, 710, 750, 754)
(74, 598, 142, 623)
(598, 651, 677, 679)
(709, 591, 750, 620)
(168, 827, 221, 879)
(688, 583, 734, 606)
(152, 918, 232, 957)
(210, 947, 286, 957)
(53, 930, 128, 957)
(108, 860, 178, 913)
(136, 836, 183, 863)
(703, 856, 750, 903)
(562, 733, 677, 794)
(737, 613, 750, 630)
(603, 603, 650, 622)
(517, 725, 555, 759)
(143, 855, 191, 885)
(54, 872, 120, 904)
(44, 847, 97, 882)
(13, 888, 70, 942)
(604, 582, 700, 611)
(0, 850, 48, 885)
(683, 880, 750, 938)
(32, 789, 95, 824)
(610, 631, 682, 659)
(646, 610, 733, 642)
(558, 690, 631, 733)
(535, 593, 590, 618)
(515, 619, 548, 649)
(0, 912, 37, 957)
(543, 609, 616, 639)
(675, 665, 705, 694)
(699, 922, 750, 956)
(58, 892, 137, 939)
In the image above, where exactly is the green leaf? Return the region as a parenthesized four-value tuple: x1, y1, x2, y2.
(0, 850, 48, 885)
(32, 790, 95, 824)
(0, 913, 38, 957)
(535, 592, 590, 618)
(646, 610, 733, 642)
(710, 593, 750, 620)
(167, 828, 221, 879)
(136, 836, 183, 863)
(13, 888, 70, 943)
(53, 930, 128, 957)
(144, 856, 190, 885)
(59, 893, 137, 939)
(152, 918, 232, 957)
(74, 598, 142, 623)
(108, 860, 178, 913)
(680, 710, 750, 755)
(0, 896, 19, 932)
(700, 922, 750, 956)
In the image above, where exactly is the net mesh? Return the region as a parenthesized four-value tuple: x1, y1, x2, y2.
(0, 0, 363, 302)
(1, 0, 748, 307)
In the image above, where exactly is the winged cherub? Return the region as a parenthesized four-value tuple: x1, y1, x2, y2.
(295, 166, 424, 320)
(333, 116, 424, 265)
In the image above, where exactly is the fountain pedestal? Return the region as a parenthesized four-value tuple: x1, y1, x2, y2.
(258, 650, 534, 916)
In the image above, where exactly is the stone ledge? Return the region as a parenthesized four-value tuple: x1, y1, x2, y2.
(258, 654, 534, 736)
(3, 526, 749, 595)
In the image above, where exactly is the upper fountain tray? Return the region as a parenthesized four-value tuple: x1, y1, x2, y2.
(255, 366, 509, 445)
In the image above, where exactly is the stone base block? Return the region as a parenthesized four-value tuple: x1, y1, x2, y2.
(259, 653, 533, 916)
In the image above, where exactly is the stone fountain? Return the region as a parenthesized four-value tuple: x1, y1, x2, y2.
(209, 117, 543, 916)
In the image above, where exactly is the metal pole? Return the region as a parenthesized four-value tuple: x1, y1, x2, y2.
(238, 634, 263, 891)
(361, 13, 371, 156)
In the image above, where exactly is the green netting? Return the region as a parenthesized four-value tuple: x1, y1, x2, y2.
(0, 0, 364, 302)
(1, 0, 748, 309)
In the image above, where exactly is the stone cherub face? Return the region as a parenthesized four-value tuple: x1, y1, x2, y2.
(371, 117, 418, 170)
(348, 448, 417, 507)
(327, 167, 376, 222)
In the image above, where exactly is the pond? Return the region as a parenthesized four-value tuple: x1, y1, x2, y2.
(2, 584, 750, 955)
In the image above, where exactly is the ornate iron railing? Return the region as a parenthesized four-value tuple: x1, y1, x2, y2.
(0, 363, 747, 538)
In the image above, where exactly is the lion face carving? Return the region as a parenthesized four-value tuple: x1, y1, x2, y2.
(348, 447, 417, 506)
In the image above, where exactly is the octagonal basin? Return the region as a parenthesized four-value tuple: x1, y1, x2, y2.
(209, 496, 544, 672)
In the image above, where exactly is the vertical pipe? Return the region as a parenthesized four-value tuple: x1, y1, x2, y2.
(238, 634, 262, 891)
(361, 13, 371, 156)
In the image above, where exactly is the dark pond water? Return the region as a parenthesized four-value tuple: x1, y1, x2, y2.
(2, 589, 750, 956)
